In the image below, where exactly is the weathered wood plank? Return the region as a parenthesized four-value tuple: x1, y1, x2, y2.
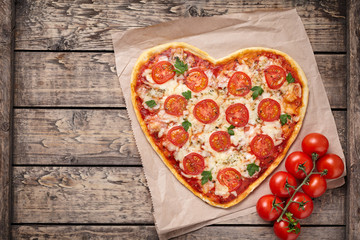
(0, 0, 14, 239)
(11, 225, 345, 240)
(15, 0, 346, 52)
(13, 110, 346, 166)
(346, 0, 360, 239)
(12, 166, 345, 225)
(14, 52, 347, 108)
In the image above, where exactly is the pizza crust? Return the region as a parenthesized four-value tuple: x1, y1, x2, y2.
(131, 42, 309, 208)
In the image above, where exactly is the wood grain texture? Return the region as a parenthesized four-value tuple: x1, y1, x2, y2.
(14, 52, 346, 108)
(15, 0, 346, 52)
(11, 225, 345, 240)
(346, 0, 360, 239)
(0, 0, 13, 239)
(13, 109, 346, 166)
(12, 166, 345, 225)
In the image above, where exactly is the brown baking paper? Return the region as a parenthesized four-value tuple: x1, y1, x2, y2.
(112, 9, 346, 239)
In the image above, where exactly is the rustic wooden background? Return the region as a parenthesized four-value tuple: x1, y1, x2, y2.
(0, 0, 359, 239)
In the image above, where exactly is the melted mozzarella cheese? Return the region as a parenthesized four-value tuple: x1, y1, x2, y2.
(261, 121, 284, 146)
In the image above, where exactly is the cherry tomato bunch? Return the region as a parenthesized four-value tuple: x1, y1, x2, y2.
(256, 133, 345, 240)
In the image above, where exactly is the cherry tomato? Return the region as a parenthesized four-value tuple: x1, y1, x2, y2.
(258, 98, 281, 122)
(209, 131, 231, 152)
(228, 71, 252, 96)
(193, 99, 220, 124)
(167, 126, 189, 147)
(182, 153, 205, 175)
(301, 133, 329, 158)
(225, 103, 249, 127)
(185, 69, 208, 92)
(264, 65, 287, 89)
(316, 154, 344, 179)
(273, 217, 301, 240)
(269, 171, 297, 198)
(256, 194, 284, 221)
(285, 151, 313, 179)
(250, 134, 274, 159)
(287, 192, 313, 219)
(151, 61, 175, 84)
(164, 95, 187, 116)
(302, 174, 327, 198)
(217, 168, 242, 192)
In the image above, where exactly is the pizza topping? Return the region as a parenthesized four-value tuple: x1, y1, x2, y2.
(182, 90, 192, 100)
(152, 61, 176, 84)
(286, 72, 295, 83)
(265, 65, 286, 89)
(283, 83, 302, 103)
(258, 98, 281, 122)
(280, 113, 292, 126)
(228, 71, 252, 96)
(250, 134, 274, 158)
(174, 57, 188, 75)
(227, 125, 235, 136)
(193, 99, 220, 124)
(251, 86, 264, 100)
(185, 69, 208, 92)
(209, 131, 231, 152)
(247, 163, 260, 176)
(183, 153, 205, 175)
(167, 126, 189, 147)
(164, 95, 187, 116)
(201, 170, 213, 185)
(217, 167, 242, 192)
(145, 100, 157, 108)
(225, 103, 249, 127)
(181, 119, 192, 131)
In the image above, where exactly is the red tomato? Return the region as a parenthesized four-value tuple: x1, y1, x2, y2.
(228, 71, 252, 96)
(185, 69, 208, 92)
(217, 168, 242, 192)
(250, 134, 274, 158)
(167, 126, 189, 147)
(264, 65, 286, 89)
(164, 95, 187, 116)
(256, 194, 284, 221)
(151, 61, 175, 84)
(258, 98, 281, 122)
(269, 171, 297, 198)
(209, 131, 231, 152)
(301, 133, 329, 158)
(285, 151, 313, 179)
(225, 103, 249, 127)
(316, 154, 344, 179)
(273, 218, 301, 240)
(287, 192, 313, 219)
(302, 174, 327, 198)
(182, 153, 205, 175)
(193, 99, 220, 124)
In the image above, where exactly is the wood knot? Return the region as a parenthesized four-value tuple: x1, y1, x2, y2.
(64, 154, 76, 163)
(188, 5, 199, 17)
(0, 122, 9, 132)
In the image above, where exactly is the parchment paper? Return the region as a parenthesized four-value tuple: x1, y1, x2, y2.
(111, 9, 346, 239)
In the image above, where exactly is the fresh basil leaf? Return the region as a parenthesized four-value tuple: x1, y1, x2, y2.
(251, 86, 264, 100)
(280, 113, 291, 126)
(145, 100, 156, 108)
(286, 73, 295, 83)
(201, 170, 213, 185)
(174, 57, 188, 75)
(227, 125, 235, 135)
(182, 90, 192, 100)
(247, 163, 259, 176)
(182, 120, 192, 131)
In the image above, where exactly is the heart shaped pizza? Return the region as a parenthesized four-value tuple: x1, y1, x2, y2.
(131, 42, 308, 208)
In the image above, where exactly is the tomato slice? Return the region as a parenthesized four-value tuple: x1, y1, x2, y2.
(193, 99, 220, 124)
(209, 131, 231, 152)
(228, 71, 252, 96)
(185, 69, 208, 92)
(183, 153, 205, 175)
(225, 103, 249, 127)
(258, 98, 281, 122)
(264, 65, 286, 89)
(151, 61, 175, 84)
(217, 168, 242, 192)
(164, 95, 187, 116)
(250, 134, 274, 158)
(167, 126, 189, 147)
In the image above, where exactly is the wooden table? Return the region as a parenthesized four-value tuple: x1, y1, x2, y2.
(0, 0, 359, 239)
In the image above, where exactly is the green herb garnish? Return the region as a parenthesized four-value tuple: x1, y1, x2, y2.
(286, 73, 295, 83)
(227, 125, 235, 136)
(251, 86, 264, 100)
(247, 163, 259, 176)
(182, 120, 192, 131)
(280, 113, 291, 126)
(201, 170, 213, 185)
(174, 57, 188, 75)
(182, 90, 192, 100)
(145, 100, 156, 108)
